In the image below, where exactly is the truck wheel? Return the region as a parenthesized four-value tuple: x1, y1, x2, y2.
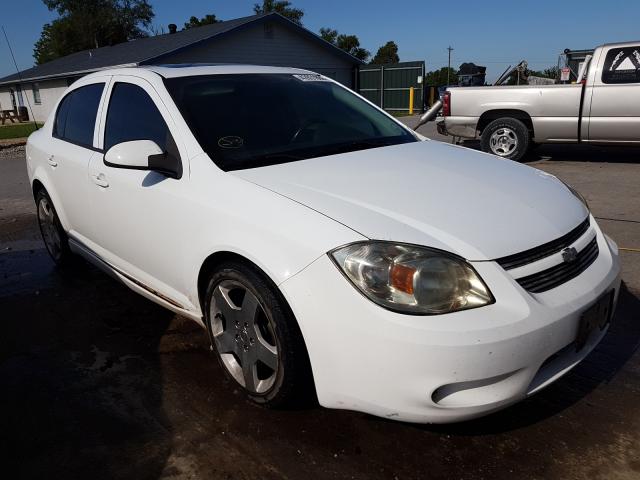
(481, 118, 530, 161)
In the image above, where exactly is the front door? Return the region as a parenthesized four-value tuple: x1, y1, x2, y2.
(586, 44, 640, 143)
(88, 76, 192, 309)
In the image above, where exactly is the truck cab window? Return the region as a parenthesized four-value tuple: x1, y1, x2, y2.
(602, 46, 640, 84)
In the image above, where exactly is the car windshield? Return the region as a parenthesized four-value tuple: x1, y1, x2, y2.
(164, 73, 417, 171)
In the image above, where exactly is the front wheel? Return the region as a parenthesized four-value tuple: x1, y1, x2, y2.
(204, 261, 312, 407)
(480, 117, 530, 161)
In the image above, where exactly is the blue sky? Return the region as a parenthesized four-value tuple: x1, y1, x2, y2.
(2, 0, 640, 81)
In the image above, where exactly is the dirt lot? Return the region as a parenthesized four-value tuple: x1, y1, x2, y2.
(1, 134, 639, 479)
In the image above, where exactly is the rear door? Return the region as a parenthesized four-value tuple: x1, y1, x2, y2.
(47, 81, 106, 240)
(586, 44, 640, 143)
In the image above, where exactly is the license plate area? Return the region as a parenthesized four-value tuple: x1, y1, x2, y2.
(576, 290, 614, 352)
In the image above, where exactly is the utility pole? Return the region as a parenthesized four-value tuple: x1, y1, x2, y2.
(447, 46, 454, 86)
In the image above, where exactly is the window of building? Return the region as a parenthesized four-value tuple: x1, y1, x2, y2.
(602, 46, 640, 84)
(53, 83, 104, 147)
(15, 85, 24, 107)
(32, 83, 41, 104)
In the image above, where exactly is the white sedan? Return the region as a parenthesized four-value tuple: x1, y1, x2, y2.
(26, 65, 620, 423)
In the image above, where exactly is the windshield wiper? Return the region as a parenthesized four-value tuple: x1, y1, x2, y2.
(235, 152, 306, 170)
(260, 152, 305, 161)
(320, 138, 394, 156)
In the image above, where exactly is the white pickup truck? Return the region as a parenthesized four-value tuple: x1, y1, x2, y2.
(436, 41, 640, 161)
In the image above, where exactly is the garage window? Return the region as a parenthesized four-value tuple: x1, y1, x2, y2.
(602, 46, 640, 84)
(53, 83, 104, 147)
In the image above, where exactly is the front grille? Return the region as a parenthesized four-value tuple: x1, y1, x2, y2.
(496, 217, 591, 270)
(515, 236, 599, 293)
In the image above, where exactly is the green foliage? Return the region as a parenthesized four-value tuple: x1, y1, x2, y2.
(34, 0, 154, 65)
(541, 66, 559, 79)
(319, 27, 338, 44)
(319, 27, 369, 62)
(33, 23, 58, 65)
(253, 0, 303, 25)
(183, 14, 219, 30)
(424, 67, 458, 86)
(0, 123, 44, 140)
(371, 41, 399, 65)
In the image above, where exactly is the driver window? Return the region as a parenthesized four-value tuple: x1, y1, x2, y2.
(104, 82, 176, 153)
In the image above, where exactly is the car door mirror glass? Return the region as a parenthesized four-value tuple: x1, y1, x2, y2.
(104, 140, 181, 178)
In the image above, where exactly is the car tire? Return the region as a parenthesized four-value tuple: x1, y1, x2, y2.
(204, 261, 313, 408)
(35, 189, 73, 266)
(480, 117, 530, 161)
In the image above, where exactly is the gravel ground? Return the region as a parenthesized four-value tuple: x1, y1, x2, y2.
(0, 145, 25, 157)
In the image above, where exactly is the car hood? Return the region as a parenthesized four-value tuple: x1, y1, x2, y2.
(231, 140, 588, 260)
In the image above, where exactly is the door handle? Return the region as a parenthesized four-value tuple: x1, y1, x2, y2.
(92, 173, 109, 188)
(47, 155, 57, 167)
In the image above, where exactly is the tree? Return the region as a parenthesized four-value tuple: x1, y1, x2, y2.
(33, 23, 58, 65)
(183, 14, 219, 30)
(319, 27, 338, 44)
(319, 27, 369, 62)
(34, 0, 154, 65)
(253, 0, 303, 25)
(424, 67, 458, 86)
(542, 66, 559, 79)
(371, 41, 399, 64)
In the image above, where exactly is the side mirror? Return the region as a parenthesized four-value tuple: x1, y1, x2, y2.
(104, 140, 182, 179)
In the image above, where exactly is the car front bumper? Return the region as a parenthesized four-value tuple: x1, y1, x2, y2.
(280, 226, 621, 423)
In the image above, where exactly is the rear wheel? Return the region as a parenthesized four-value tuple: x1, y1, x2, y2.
(36, 189, 72, 266)
(204, 261, 312, 407)
(480, 117, 530, 161)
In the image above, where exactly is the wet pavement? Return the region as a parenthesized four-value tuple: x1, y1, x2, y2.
(1, 143, 639, 480)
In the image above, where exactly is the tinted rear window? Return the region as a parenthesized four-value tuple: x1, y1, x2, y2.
(54, 83, 104, 147)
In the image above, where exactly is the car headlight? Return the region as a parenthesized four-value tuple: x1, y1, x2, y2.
(560, 179, 589, 210)
(330, 241, 494, 315)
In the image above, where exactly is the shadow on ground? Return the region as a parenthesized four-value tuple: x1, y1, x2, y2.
(456, 139, 640, 164)
(0, 249, 184, 479)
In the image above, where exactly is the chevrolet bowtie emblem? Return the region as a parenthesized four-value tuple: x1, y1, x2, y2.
(561, 246, 578, 263)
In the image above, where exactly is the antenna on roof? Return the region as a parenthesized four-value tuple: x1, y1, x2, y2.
(1, 25, 39, 130)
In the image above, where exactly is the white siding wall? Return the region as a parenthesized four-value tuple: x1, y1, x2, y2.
(159, 22, 356, 87)
(0, 78, 68, 123)
(0, 88, 12, 113)
(29, 79, 69, 123)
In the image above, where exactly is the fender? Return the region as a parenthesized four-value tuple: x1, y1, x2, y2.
(183, 155, 365, 317)
(30, 167, 72, 232)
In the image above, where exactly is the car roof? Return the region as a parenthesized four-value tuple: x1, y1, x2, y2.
(82, 64, 316, 81)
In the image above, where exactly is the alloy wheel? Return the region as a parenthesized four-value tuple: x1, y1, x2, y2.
(489, 127, 518, 157)
(37, 197, 62, 262)
(209, 279, 279, 394)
